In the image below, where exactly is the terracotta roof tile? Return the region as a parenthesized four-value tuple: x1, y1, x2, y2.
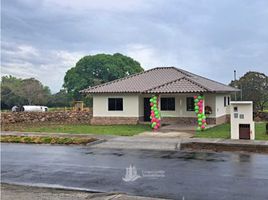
(81, 67, 239, 94)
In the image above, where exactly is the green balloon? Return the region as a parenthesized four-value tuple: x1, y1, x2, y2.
(195, 110, 199, 113)
(153, 96, 157, 100)
(155, 111, 159, 115)
(198, 122, 202, 125)
(196, 127, 201, 131)
(198, 118, 202, 122)
(198, 96, 202, 100)
(194, 99, 199, 103)
(151, 106, 154, 110)
(197, 114, 201, 118)
(195, 106, 199, 110)
(150, 98, 153, 102)
(202, 116, 206, 119)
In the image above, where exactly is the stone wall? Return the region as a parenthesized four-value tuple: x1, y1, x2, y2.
(254, 112, 268, 122)
(90, 117, 139, 125)
(1, 111, 92, 125)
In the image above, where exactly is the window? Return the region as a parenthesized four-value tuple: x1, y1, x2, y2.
(161, 97, 175, 111)
(186, 97, 195, 111)
(224, 96, 227, 107)
(108, 98, 123, 111)
(227, 96, 230, 105)
(234, 107, 238, 112)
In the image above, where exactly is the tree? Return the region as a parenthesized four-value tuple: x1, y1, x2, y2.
(230, 71, 268, 111)
(17, 78, 51, 105)
(0, 76, 26, 109)
(1, 76, 51, 109)
(47, 89, 72, 107)
(63, 53, 144, 100)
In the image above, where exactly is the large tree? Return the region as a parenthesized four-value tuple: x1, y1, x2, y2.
(63, 53, 144, 100)
(230, 71, 268, 111)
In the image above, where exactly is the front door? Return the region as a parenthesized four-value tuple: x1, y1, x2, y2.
(144, 98, 151, 122)
(239, 124, 250, 139)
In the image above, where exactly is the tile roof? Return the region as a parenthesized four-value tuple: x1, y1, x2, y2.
(81, 67, 239, 94)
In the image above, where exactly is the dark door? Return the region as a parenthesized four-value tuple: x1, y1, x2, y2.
(144, 98, 151, 122)
(239, 124, 250, 140)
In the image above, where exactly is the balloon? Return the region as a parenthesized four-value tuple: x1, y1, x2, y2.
(194, 99, 199, 103)
(153, 96, 157, 100)
(201, 125, 205, 129)
(199, 99, 203, 103)
(202, 119, 206, 123)
(196, 127, 201, 131)
(150, 99, 153, 102)
(202, 116, 206, 119)
(197, 114, 201, 118)
(194, 96, 197, 99)
(194, 106, 199, 110)
(198, 122, 202, 126)
(198, 96, 202, 100)
(198, 118, 202, 122)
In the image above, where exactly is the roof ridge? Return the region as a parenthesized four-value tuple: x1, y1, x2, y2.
(145, 76, 209, 93)
(80, 67, 160, 93)
(174, 67, 238, 91)
(144, 76, 186, 92)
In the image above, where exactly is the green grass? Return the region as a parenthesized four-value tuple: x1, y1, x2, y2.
(2, 124, 151, 136)
(0, 135, 96, 145)
(195, 122, 268, 140)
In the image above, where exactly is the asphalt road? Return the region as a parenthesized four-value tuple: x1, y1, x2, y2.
(1, 143, 268, 200)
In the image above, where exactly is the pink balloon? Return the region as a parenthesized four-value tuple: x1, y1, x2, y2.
(150, 103, 154, 106)
(201, 125, 205, 129)
(157, 123, 160, 127)
(194, 96, 197, 99)
(202, 119, 206, 123)
(199, 99, 203, 103)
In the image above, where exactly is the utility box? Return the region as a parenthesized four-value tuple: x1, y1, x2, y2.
(230, 101, 255, 140)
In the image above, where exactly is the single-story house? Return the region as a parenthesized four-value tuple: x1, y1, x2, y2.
(81, 67, 239, 125)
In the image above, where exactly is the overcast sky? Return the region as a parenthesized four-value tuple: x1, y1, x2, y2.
(1, 0, 268, 93)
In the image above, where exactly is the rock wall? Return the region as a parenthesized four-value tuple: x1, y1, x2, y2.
(254, 112, 268, 122)
(1, 111, 92, 124)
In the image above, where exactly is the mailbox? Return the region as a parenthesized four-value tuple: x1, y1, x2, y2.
(230, 101, 255, 140)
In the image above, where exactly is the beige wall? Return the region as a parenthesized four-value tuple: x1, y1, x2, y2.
(230, 102, 255, 140)
(215, 94, 231, 117)
(93, 93, 231, 119)
(139, 93, 218, 118)
(93, 94, 140, 117)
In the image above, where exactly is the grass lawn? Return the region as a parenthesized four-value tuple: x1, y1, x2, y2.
(0, 135, 96, 145)
(195, 122, 268, 140)
(2, 123, 151, 136)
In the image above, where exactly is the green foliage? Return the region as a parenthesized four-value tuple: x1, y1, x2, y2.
(47, 89, 72, 107)
(63, 53, 144, 100)
(230, 71, 268, 111)
(1, 76, 51, 109)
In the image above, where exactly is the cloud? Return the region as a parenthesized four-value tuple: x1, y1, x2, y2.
(1, 0, 268, 92)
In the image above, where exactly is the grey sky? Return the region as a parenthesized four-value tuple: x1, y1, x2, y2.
(1, 0, 268, 93)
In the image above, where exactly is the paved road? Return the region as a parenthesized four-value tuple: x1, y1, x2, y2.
(1, 143, 268, 200)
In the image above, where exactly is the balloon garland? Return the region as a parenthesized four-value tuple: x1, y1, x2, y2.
(194, 95, 207, 131)
(149, 95, 161, 131)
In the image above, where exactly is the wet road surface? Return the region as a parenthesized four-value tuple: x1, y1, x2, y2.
(1, 143, 268, 200)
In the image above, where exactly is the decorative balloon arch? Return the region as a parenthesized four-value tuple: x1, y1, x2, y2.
(149, 94, 207, 131)
(194, 95, 207, 131)
(149, 95, 161, 131)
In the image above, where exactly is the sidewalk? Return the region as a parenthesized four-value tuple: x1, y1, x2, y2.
(1, 183, 168, 200)
(1, 131, 268, 153)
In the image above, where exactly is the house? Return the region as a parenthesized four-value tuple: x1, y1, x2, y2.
(81, 67, 239, 125)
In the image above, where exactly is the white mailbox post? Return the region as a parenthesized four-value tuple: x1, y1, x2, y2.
(230, 101, 255, 140)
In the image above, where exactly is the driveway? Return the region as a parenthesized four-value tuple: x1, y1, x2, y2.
(1, 143, 268, 200)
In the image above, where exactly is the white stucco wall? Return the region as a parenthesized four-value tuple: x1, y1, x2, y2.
(139, 93, 217, 118)
(230, 102, 255, 140)
(93, 94, 140, 117)
(215, 94, 231, 117)
(93, 93, 231, 119)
